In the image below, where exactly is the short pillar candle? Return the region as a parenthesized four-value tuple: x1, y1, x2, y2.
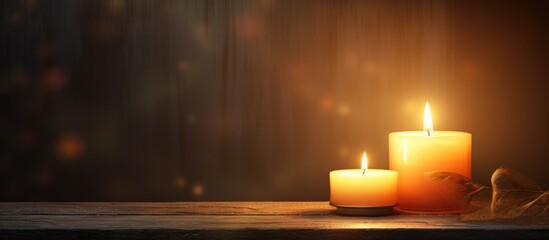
(330, 152, 398, 209)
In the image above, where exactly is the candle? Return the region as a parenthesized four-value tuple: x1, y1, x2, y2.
(389, 102, 471, 213)
(330, 152, 398, 207)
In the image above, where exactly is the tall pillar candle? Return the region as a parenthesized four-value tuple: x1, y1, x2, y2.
(389, 102, 471, 213)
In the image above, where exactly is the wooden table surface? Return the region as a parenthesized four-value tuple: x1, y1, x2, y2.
(0, 202, 548, 240)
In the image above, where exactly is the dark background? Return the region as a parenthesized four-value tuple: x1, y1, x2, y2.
(1, 0, 548, 201)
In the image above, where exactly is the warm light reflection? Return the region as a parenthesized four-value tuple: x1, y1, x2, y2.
(55, 134, 84, 160)
(175, 177, 187, 189)
(403, 139, 407, 164)
(338, 146, 349, 157)
(361, 152, 368, 174)
(42, 67, 66, 91)
(177, 61, 190, 73)
(338, 104, 351, 116)
(423, 102, 433, 136)
(193, 183, 204, 197)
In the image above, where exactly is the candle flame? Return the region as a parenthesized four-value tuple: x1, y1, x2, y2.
(361, 151, 368, 174)
(423, 102, 433, 136)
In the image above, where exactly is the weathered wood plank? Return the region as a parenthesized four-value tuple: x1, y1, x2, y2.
(3, 229, 549, 240)
(0, 202, 330, 216)
(0, 202, 548, 240)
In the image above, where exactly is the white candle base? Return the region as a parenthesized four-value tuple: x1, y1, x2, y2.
(330, 203, 396, 216)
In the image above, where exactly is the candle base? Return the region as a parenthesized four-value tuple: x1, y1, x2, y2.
(330, 203, 396, 216)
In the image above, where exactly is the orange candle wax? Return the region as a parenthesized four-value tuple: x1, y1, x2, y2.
(389, 102, 471, 213)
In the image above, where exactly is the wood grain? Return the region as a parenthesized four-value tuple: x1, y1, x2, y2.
(0, 202, 548, 239)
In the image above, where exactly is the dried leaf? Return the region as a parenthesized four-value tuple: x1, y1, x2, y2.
(428, 168, 549, 225)
(489, 168, 548, 223)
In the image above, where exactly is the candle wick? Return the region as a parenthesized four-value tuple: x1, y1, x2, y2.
(362, 168, 366, 174)
(427, 130, 431, 136)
